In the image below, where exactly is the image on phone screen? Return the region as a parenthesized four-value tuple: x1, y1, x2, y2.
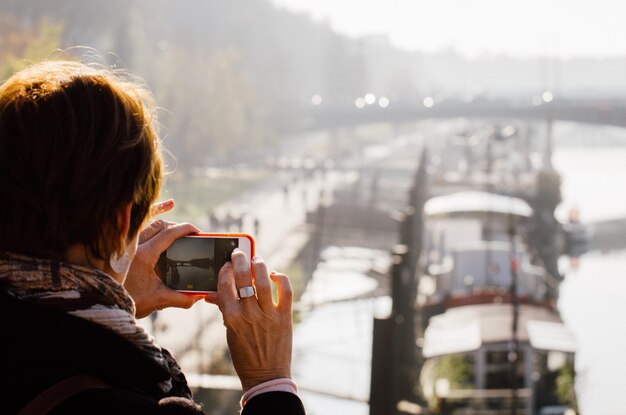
(156, 236, 239, 292)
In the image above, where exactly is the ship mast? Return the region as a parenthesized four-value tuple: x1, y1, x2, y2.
(509, 217, 520, 415)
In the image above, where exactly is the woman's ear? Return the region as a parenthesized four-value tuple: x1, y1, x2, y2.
(117, 203, 133, 242)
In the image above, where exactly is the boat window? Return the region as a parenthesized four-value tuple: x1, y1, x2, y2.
(485, 349, 525, 390)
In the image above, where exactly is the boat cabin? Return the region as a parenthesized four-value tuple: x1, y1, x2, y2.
(420, 303, 576, 414)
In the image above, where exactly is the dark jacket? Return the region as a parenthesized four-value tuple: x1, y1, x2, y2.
(0, 291, 305, 415)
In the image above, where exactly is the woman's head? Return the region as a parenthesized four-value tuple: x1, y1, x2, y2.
(0, 60, 162, 261)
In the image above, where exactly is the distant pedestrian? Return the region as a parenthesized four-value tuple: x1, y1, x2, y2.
(283, 183, 290, 206)
(223, 211, 233, 232)
(253, 217, 260, 237)
(207, 211, 217, 230)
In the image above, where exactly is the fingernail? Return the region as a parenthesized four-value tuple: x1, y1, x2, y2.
(233, 248, 242, 253)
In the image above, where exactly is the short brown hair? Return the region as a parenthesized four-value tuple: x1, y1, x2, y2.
(0, 60, 163, 261)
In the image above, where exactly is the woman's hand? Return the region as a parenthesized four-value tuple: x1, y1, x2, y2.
(205, 250, 294, 391)
(124, 201, 203, 318)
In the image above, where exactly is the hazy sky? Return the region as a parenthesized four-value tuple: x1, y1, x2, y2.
(270, 0, 626, 59)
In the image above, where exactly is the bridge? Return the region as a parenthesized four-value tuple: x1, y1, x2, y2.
(278, 97, 626, 133)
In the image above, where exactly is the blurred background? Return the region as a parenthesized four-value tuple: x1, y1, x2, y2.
(2, 1, 626, 414)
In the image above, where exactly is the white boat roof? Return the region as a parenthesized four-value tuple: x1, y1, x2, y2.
(424, 191, 532, 218)
(423, 303, 576, 357)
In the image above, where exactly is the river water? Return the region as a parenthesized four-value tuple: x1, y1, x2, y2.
(553, 126, 626, 415)
(294, 122, 626, 415)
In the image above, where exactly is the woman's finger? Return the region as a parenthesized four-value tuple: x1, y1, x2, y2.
(252, 256, 273, 312)
(140, 219, 172, 243)
(139, 200, 176, 243)
(150, 199, 174, 218)
(217, 261, 239, 311)
(158, 288, 202, 310)
(204, 291, 219, 305)
(270, 272, 293, 314)
(231, 249, 254, 298)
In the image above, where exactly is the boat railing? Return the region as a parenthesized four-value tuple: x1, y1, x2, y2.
(421, 243, 554, 305)
(446, 388, 531, 399)
(442, 388, 532, 415)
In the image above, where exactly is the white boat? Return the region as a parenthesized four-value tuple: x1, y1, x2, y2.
(418, 190, 577, 414)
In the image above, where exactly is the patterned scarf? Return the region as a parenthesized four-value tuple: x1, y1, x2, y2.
(0, 252, 190, 398)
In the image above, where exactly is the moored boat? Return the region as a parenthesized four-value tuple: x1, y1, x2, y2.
(417, 188, 577, 414)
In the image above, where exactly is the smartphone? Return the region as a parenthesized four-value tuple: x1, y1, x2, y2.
(156, 233, 255, 294)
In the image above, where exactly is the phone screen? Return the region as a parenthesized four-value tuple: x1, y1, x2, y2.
(156, 236, 239, 292)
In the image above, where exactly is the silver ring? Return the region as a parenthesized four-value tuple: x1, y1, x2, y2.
(238, 285, 256, 299)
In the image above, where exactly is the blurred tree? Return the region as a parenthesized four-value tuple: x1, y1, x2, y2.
(2, 0, 423, 169)
(155, 47, 265, 171)
(556, 363, 577, 411)
(0, 0, 129, 53)
(434, 353, 474, 390)
(203, 48, 264, 158)
(0, 15, 64, 81)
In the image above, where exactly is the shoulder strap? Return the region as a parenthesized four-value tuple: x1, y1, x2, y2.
(18, 374, 111, 415)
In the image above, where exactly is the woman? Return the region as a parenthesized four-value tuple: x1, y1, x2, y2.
(0, 60, 304, 414)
